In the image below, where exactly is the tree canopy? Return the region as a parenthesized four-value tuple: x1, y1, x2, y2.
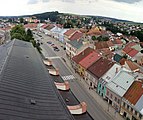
(10, 25, 34, 42)
(10, 24, 41, 53)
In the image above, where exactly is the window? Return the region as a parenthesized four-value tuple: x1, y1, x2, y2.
(135, 111, 137, 116)
(102, 86, 104, 90)
(110, 94, 113, 99)
(106, 76, 111, 80)
(127, 105, 129, 110)
(107, 91, 109, 96)
(114, 97, 117, 102)
(131, 108, 133, 113)
(117, 99, 120, 104)
(123, 102, 126, 107)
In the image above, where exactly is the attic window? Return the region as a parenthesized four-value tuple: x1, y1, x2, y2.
(30, 99, 36, 105)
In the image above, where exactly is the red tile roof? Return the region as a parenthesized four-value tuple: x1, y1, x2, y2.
(119, 58, 126, 65)
(95, 41, 109, 49)
(69, 31, 83, 41)
(123, 81, 143, 105)
(72, 47, 94, 64)
(106, 41, 114, 47)
(64, 29, 76, 37)
(122, 42, 138, 55)
(41, 24, 48, 29)
(87, 57, 114, 78)
(127, 49, 139, 57)
(0, 26, 11, 31)
(122, 47, 132, 53)
(24, 23, 37, 29)
(45, 24, 55, 30)
(115, 39, 123, 44)
(79, 51, 101, 69)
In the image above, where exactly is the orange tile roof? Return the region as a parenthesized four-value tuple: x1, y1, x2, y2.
(125, 60, 140, 71)
(124, 81, 143, 105)
(79, 51, 101, 69)
(87, 27, 102, 35)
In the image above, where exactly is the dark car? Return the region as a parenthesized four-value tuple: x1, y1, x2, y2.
(51, 44, 55, 46)
(54, 48, 60, 52)
(47, 41, 52, 44)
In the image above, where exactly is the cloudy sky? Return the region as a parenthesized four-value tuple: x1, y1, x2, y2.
(0, 0, 143, 22)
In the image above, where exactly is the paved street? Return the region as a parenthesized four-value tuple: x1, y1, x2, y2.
(34, 32, 124, 120)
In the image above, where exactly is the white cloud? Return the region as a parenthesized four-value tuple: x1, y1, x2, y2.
(0, 0, 142, 22)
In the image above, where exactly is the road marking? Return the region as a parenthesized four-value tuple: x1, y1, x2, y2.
(61, 75, 75, 81)
(46, 56, 61, 59)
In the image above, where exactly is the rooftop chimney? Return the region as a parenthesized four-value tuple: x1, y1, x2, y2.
(115, 67, 118, 74)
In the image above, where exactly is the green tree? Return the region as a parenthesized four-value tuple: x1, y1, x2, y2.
(91, 36, 97, 41)
(10, 24, 41, 53)
(27, 29, 33, 38)
(10, 25, 26, 41)
(20, 18, 24, 23)
(11, 33, 25, 40)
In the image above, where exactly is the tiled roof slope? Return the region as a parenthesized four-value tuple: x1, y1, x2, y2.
(64, 29, 76, 37)
(72, 47, 94, 64)
(79, 51, 101, 69)
(123, 81, 143, 105)
(0, 39, 74, 120)
(67, 39, 83, 49)
(125, 60, 140, 71)
(69, 31, 83, 41)
(87, 58, 114, 79)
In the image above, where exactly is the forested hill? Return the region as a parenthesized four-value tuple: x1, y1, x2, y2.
(27, 11, 61, 22)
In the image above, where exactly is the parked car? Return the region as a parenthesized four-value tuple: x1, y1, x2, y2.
(51, 44, 55, 46)
(47, 41, 52, 44)
(54, 48, 60, 52)
(53, 46, 58, 49)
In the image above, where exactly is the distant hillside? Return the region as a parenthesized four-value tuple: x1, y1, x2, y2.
(25, 11, 61, 22)
(93, 16, 133, 23)
(0, 11, 142, 25)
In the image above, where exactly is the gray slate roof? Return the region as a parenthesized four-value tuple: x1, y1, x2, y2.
(106, 71, 134, 97)
(67, 39, 83, 49)
(135, 95, 143, 115)
(0, 39, 74, 120)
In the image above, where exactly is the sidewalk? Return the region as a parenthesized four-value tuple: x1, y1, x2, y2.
(42, 34, 124, 120)
(64, 54, 124, 120)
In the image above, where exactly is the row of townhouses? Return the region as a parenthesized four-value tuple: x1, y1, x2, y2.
(37, 23, 143, 120)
